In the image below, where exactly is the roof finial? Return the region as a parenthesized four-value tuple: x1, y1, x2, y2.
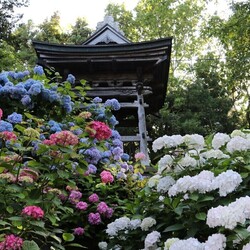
(96, 15, 124, 35)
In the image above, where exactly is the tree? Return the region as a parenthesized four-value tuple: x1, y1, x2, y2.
(206, 2, 250, 127)
(105, 3, 137, 41)
(35, 11, 67, 43)
(147, 53, 239, 141)
(0, 0, 29, 40)
(67, 17, 92, 44)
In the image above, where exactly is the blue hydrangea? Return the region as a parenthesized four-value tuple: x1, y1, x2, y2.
(62, 95, 73, 113)
(0, 72, 9, 85)
(0, 121, 13, 132)
(33, 65, 44, 75)
(24, 79, 36, 90)
(111, 130, 121, 139)
(28, 81, 43, 96)
(21, 95, 32, 106)
(82, 147, 102, 165)
(109, 115, 119, 127)
(104, 98, 121, 111)
(102, 150, 112, 158)
(7, 112, 22, 124)
(121, 153, 130, 162)
(93, 97, 102, 103)
(48, 120, 62, 132)
(66, 74, 76, 85)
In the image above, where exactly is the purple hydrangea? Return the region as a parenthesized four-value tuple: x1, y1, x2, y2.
(87, 164, 97, 174)
(88, 212, 101, 225)
(97, 202, 109, 214)
(73, 227, 85, 235)
(93, 97, 102, 103)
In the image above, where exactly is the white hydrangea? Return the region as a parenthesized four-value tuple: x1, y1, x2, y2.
(226, 136, 250, 153)
(168, 170, 214, 196)
(169, 238, 203, 250)
(212, 133, 230, 149)
(98, 241, 108, 250)
(106, 217, 130, 237)
(183, 134, 205, 150)
(140, 217, 157, 231)
(129, 219, 141, 230)
(176, 154, 197, 171)
(201, 149, 230, 160)
(152, 135, 183, 152)
(212, 170, 242, 197)
(242, 243, 250, 250)
(144, 231, 161, 250)
(204, 233, 226, 250)
(152, 136, 166, 152)
(158, 155, 174, 174)
(148, 175, 162, 188)
(157, 176, 175, 193)
(168, 170, 241, 197)
(206, 196, 250, 229)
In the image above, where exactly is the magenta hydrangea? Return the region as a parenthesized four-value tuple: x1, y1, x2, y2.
(21, 205, 44, 219)
(0, 234, 23, 250)
(88, 212, 101, 225)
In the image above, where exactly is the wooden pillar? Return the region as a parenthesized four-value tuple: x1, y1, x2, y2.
(136, 82, 150, 166)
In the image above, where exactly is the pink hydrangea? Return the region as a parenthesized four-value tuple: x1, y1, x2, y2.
(0, 131, 17, 141)
(100, 170, 114, 184)
(76, 201, 88, 210)
(73, 227, 85, 236)
(0, 234, 23, 250)
(86, 121, 112, 141)
(88, 193, 99, 203)
(135, 152, 146, 160)
(49, 131, 79, 146)
(88, 212, 101, 225)
(0, 108, 3, 120)
(21, 205, 44, 219)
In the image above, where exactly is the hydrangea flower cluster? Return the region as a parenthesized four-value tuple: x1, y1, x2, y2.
(206, 196, 250, 229)
(43, 130, 79, 146)
(165, 233, 226, 250)
(21, 206, 44, 219)
(0, 67, 73, 113)
(0, 234, 23, 250)
(144, 231, 161, 249)
(100, 170, 114, 184)
(155, 131, 250, 174)
(86, 121, 112, 141)
(168, 170, 242, 197)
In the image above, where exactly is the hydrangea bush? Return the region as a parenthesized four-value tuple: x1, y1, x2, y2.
(103, 131, 250, 249)
(0, 67, 145, 250)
